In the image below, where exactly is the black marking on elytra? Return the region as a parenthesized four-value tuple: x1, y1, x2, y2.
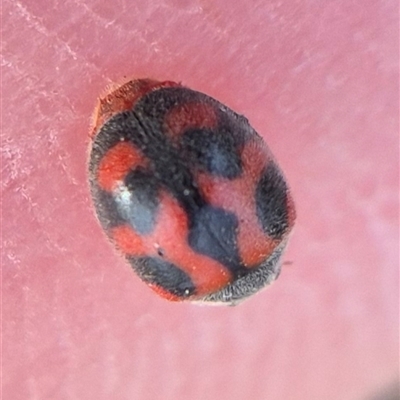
(90, 86, 268, 233)
(216, 106, 255, 147)
(90, 187, 126, 230)
(137, 87, 253, 150)
(188, 205, 247, 277)
(181, 128, 242, 178)
(255, 162, 289, 239)
(94, 110, 207, 216)
(137, 87, 215, 124)
(113, 168, 160, 235)
(129, 256, 196, 298)
(89, 124, 136, 174)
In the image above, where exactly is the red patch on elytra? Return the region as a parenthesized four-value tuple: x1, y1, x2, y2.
(112, 225, 147, 254)
(91, 79, 181, 137)
(198, 139, 279, 268)
(111, 191, 231, 297)
(164, 102, 217, 139)
(97, 142, 146, 192)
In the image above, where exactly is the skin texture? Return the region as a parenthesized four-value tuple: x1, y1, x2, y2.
(2, 0, 399, 399)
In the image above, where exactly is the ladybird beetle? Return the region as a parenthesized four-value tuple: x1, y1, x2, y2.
(88, 79, 296, 305)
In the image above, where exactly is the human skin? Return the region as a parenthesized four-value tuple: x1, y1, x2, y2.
(2, 1, 398, 399)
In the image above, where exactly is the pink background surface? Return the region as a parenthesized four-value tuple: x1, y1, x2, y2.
(2, 1, 399, 399)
